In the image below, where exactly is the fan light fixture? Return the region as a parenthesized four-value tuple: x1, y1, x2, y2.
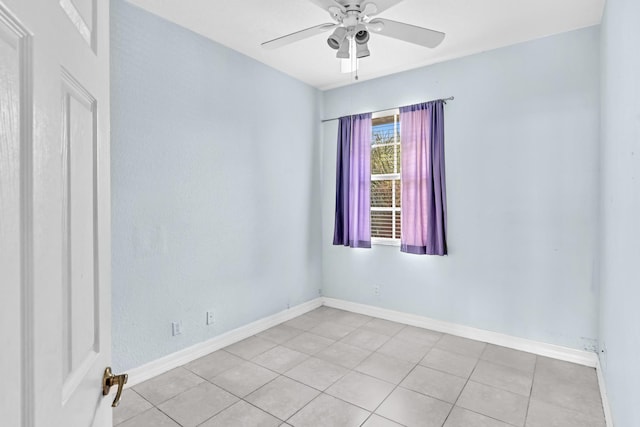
(327, 27, 348, 49)
(261, 0, 446, 69)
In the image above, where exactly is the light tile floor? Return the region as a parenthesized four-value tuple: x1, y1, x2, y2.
(113, 307, 606, 427)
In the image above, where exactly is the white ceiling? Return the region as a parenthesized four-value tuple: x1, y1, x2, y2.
(127, 0, 604, 90)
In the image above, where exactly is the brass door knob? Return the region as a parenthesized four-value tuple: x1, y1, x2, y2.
(102, 367, 128, 407)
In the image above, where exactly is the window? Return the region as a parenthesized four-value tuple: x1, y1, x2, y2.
(371, 109, 401, 245)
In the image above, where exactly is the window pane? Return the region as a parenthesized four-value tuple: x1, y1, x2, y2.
(370, 112, 401, 242)
(371, 145, 396, 175)
(371, 180, 393, 208)
(372, 115, 395, 146)
(371, 211, 393, 239)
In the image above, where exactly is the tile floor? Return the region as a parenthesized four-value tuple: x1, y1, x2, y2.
(113, 307, 606, 427)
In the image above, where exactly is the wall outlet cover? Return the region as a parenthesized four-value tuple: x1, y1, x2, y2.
(172, 321, 182, 336)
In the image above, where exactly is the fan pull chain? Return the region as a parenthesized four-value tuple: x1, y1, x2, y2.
(352, 37, 359, 81)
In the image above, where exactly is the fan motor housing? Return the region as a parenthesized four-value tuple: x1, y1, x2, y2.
(343, 3, 363, 12)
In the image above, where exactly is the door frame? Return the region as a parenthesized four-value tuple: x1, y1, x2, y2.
(0, 4, 34, 425)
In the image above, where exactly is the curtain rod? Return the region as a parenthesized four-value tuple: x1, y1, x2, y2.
(320, 96, 454, 123)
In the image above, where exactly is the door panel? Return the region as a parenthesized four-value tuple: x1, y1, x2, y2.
(61, 72, 100, 405)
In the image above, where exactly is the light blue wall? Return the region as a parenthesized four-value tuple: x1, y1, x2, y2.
(111, 0, 613, 384)
(111, 0, 322, 371)
(321, 27, 601, 351)
(599, 0, 640, 425)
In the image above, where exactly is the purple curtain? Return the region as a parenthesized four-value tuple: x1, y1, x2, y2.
(333, 113, 372, 248)
(400, 101, 447, 255)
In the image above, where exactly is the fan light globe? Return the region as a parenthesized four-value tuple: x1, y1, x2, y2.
(355, 29, 369, 44)
(327, 27, 348, 49)
(356, 41, 370, 58)
(336, 39, 350, 58)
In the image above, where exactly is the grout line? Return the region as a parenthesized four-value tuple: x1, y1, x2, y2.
(362, 343, 433, 425)
(282, 365, 349, 394)
(120, 406, 175, 426)
(441, 344, 484, 426)
(282, 391, 325, 424)
(523, 359, 607, 422)
(361, 413, 409, 427)
(154, 403, 190, 426)
(132, 370, 206, 406)
(241, 396, 290, 423)
(213, 373, 284, 419)
(522, 355, 539, 426)
(112, 403, 153, 427)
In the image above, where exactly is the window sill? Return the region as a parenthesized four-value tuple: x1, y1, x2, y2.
(372, 238, 400, 247)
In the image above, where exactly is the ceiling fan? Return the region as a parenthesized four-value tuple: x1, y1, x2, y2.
(261, 0, 445, 60)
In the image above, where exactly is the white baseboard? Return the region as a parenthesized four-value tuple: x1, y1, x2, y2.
(322, 297, 598, 367)
(125, 297, 323, 387)
(595, 356, 615, 427)
(125, 295, 611, 424)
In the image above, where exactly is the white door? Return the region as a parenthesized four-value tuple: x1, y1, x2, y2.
(0, 0, 115, 426)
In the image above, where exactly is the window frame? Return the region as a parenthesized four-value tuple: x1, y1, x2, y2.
(370, 108, 401, 246)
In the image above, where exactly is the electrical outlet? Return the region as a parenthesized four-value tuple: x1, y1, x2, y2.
(172, 321, 182, 336)
(373, 285, 381, 297)
(600, 342, 608, 369)
(206, 311, 215, 325)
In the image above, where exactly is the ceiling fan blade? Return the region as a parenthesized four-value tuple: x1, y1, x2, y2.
(308, 0, 346, 12)
(261, 23, 338, 50)
(370, 18, 445, 48)
(362, 0, 403, 16)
